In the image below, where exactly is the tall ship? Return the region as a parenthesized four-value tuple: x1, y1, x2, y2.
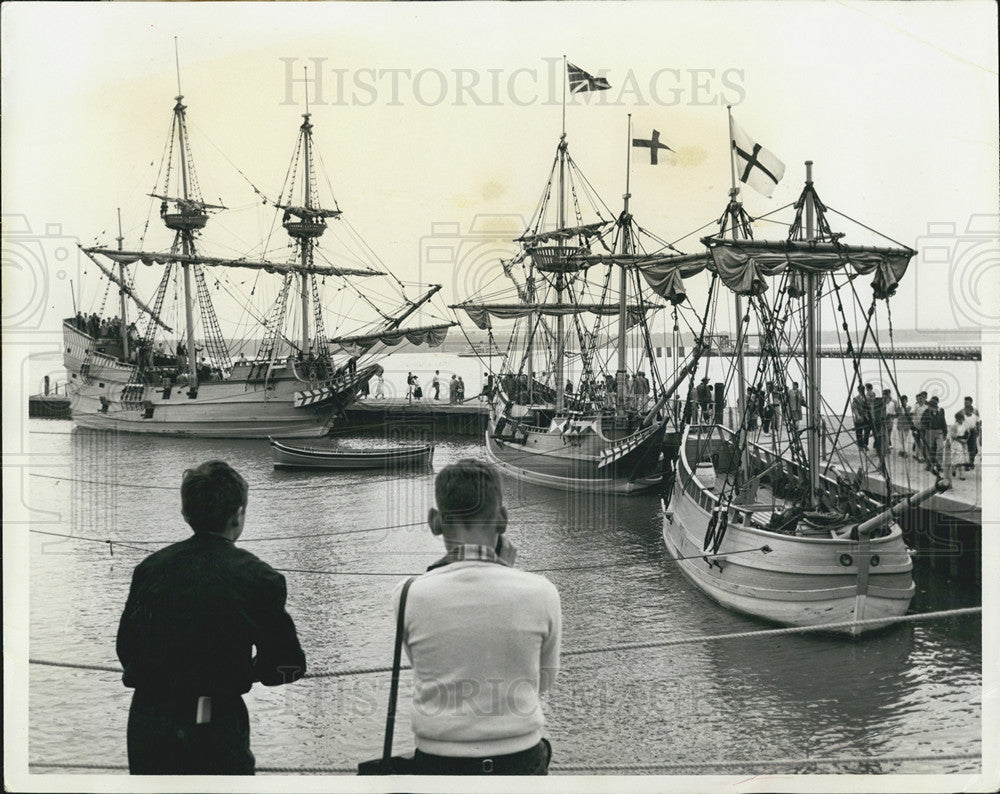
(453, 103, 700, 494)
(64, 65, 452, 438)
(653, 110, 948, 634)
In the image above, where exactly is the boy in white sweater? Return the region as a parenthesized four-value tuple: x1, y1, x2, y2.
(394, 458, 561, 775)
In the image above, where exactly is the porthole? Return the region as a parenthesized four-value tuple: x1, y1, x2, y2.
(839, 553, 853, 567)
(871, 555, 880, 567)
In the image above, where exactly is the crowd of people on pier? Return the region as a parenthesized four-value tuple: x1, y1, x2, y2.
(852, 387, 982, 479)
(117, 458, 558, 776)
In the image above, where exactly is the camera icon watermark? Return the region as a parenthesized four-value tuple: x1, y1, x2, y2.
(2, 214, 81, 334)
(419, 214, 525, 307)
(912, 215, 999, 338)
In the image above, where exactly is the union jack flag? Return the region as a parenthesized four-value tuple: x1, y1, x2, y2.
(567, 62, 611, 93)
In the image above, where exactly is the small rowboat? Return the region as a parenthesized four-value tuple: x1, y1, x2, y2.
(270, 438, 434, 470)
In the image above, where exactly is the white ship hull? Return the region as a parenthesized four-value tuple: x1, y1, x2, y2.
(63, 323, 365, 439)
(663, 426, 915, 636)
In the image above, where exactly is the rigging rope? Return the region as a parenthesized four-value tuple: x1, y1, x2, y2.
(26, 752, 981, 774)
(27, 606, 982, 681)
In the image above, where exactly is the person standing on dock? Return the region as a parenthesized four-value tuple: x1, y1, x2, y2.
(882, 389, 897, 454)
(911, 391, 929, 461)
(896, 395, 914, 457)
(432, 371, 442, 400)
(851, 385, 869, 450)
(788, 382, 804, 433)
(947, 411, 969, 480)
(962, 396, 981, 470)
(920, 396, 947, 473)
(396, 459, 561, 775)
(374, 372, 385, 399)
(116, 461, 306, 775)
(449, 373, 459, 404)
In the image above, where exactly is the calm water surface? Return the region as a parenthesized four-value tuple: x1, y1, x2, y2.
(26, 417, 981, 776)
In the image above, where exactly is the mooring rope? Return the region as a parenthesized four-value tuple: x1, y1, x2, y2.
(27, 751, 981, 774)
(28, 605, 981, 680)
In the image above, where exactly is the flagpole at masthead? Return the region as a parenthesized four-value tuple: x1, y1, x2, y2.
(561, 54, 566, 137)
(624, 113, 632, 213)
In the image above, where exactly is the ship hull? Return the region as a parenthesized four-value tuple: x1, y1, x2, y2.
(663, 426, 915, 636)
(67, 383, 342, 439)
(485, 413, 665, 495)
(63, 322, 364, 439)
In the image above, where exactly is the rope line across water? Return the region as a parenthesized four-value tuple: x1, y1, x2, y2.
(28, 605, 981, 680)
(27, 751, 981, 774)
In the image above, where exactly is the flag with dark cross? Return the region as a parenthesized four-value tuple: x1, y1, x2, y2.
(632, 129, 673, 165)
(730, 117, 786, 198)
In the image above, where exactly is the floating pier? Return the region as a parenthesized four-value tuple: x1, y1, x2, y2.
(336, 397, 488, 439)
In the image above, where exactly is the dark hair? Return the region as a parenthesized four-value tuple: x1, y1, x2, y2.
(181, 460, 248, 534)
(435, 458, 502, 523)
(955, 411, 965, 422)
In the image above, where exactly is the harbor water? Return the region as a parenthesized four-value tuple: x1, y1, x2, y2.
(26, 443, 981, 775)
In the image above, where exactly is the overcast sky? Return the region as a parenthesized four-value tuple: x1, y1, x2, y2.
(2, 1, 997, 340)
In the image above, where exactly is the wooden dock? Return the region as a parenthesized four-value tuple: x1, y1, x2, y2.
(336, 397, 489, 438)
(823, 438, 982, 525)
(27, 393, 71, 419)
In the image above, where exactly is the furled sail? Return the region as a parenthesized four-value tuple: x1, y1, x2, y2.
(276, 204, 343, 220)
(516, 220, 611, 246)
(328, 321, 454, 356)
(85, 248, 382, 278)
(148, 193, 227, 211)
(454, 302, 662, 330)
(79, 246, 174, 332)
(637, 239, 914, 302)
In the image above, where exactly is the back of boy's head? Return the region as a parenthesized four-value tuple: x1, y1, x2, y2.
(435, 458, 502, 523)
(181, 460, 248, 534)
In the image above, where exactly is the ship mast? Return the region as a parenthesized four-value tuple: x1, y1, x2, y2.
(300, 110, 314, 353)
(281, 68, 333, 359)
(803, 160, 821, 506)
(553, 132, 567, 411)
(115, 208, 129, 360)
(725, 106, 752, 495)
(615, 115, 633, 419)
(160, 44, 203, 389)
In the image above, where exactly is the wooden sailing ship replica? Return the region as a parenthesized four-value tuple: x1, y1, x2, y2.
(64, 70, 452, 438)
(652, 114, 948, 634)
(453, 116, 699, 494)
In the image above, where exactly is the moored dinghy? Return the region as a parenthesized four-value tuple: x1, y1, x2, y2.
(270, 438, 434, 470)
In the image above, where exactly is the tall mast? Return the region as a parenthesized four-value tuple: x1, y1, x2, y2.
(615, 114, 632, 418)
(116, 208, 129, 360)
(170, 52, 200, 388)
(803, 160, 821, 506)
(553, 138, 567, 411)
(726, 106, 751, 493)
(300, 107, 313, 353)
(552, 54, 569, 411)
(281, 69, 332, 362)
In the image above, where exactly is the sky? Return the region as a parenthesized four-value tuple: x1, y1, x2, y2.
(2, 0, 997, 343)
